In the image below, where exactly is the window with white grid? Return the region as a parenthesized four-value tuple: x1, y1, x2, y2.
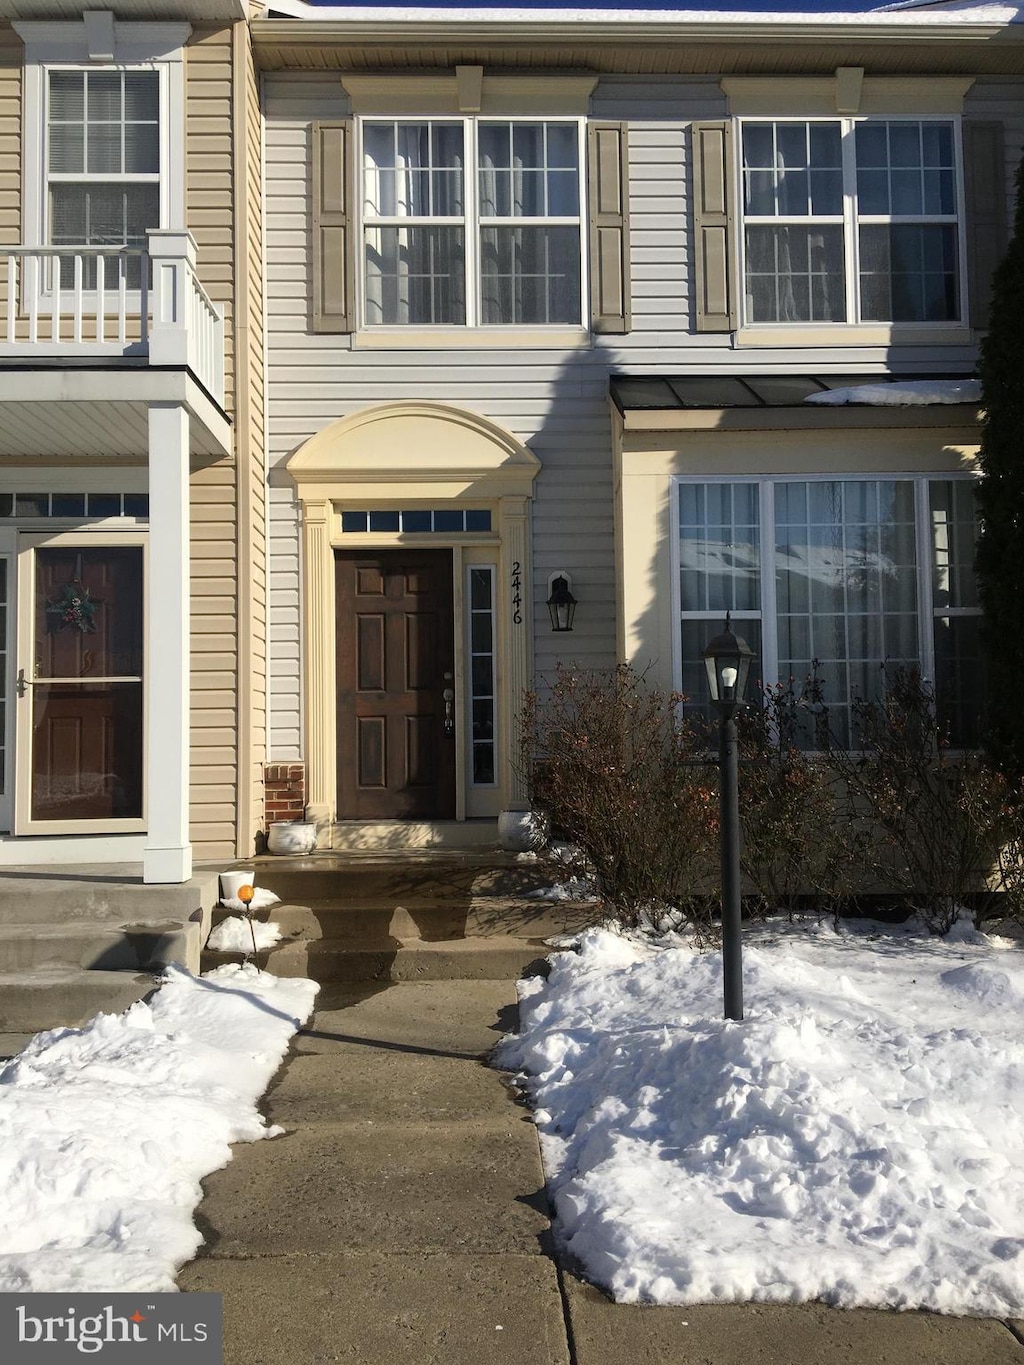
(676, 475, 982, 746)
(740, 118, 963, 326)
(47, 68, 161, 288)
(360, 118, 584, 328)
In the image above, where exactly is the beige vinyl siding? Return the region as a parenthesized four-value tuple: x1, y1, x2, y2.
(0, 30, 19, 242)
(234, 19, 268, 849)
(186, 25, 245, 858)
(190, 459, 238, 861)
(187, 27, 236, 414)
(0, 26, 21, 335)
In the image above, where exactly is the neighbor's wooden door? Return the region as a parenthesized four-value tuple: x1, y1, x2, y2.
(16, 542, 145, 833)
(335, 549, 456, 819)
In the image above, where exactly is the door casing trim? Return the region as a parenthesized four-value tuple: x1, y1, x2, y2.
(288, 402, 540, 827)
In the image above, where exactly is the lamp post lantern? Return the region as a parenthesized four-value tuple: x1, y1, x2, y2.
(702, 613, 754, 1022)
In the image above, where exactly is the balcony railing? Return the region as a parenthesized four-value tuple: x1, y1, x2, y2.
(0, 229, 225, 407)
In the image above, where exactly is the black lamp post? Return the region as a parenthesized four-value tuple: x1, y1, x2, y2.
(546, 574, 577, 632)
(702, 613, 754, 1022)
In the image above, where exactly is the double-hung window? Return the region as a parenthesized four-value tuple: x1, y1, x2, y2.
(676, 475, 982, 746)
(360, 118, 584, 328)
(46, 68, 161, 289)
(740, 118, 963, 326)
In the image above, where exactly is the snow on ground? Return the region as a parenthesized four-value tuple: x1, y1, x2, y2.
(805, 379, 981, 406)
(207, 915, 283, 952)
(0, 964, 317, 1292)
(496, 919, 1024, 1314)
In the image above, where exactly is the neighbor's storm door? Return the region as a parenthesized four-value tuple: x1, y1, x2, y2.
(15, 540, 145, 834)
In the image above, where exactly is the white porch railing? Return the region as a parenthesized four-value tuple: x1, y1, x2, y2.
(0, 229, 225, 407)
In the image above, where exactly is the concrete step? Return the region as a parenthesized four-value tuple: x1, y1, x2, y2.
(0, 969, 157, 1031)
(0, 919, 201, 972)
(237, 851, 559, 905)
(0, 868, 215, 926)
(210, 897, 595, 944)
(202, 935, 558, 982)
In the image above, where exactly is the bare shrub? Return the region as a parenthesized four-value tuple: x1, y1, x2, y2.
(828, 667, 1007, 934)
(520, 664, 719, 934)
(737, 680, 861, 919)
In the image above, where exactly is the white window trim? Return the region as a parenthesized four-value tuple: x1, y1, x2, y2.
(355, 114, 588, 333)
(670, 471, 981, 717)
(734, 114, 969, 333)
(16, 19, 190, 261)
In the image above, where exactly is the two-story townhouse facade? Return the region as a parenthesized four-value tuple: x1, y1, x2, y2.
(0, 0, 267, 881)
(253, 1, 1023, 843)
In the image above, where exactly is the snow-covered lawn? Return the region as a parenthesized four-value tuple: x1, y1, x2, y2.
(0, 964, 317, 1292)
(496, 919, 1024, 1316)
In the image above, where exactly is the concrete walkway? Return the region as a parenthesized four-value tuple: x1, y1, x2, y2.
(178, 981, 1024, 1365)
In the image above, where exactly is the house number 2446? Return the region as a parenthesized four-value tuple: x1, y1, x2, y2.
(511, 561, 523, 625)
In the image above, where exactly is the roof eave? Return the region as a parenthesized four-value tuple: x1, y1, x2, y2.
(250, 17, 1021, 49)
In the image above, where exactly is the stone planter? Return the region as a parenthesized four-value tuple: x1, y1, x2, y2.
(267, 819, 318, 856)
(219, 869, 256, 904)
(497, 809, 548, 853)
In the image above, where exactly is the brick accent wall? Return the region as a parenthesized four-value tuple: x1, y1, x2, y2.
(265, 762, 306, 825)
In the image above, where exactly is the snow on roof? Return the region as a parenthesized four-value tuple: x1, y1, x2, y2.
(263, 0, 1024, 23)
(804, 379, 981, 406)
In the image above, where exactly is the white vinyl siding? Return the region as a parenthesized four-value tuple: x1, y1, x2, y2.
(262, 73, 1016, 758)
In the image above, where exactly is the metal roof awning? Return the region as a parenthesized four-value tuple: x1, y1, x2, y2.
(609, 373, 982, 433)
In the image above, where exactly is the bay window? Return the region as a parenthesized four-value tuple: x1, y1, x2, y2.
(740, 118, 963, 326)
(676, 476, 982, 745)
(360, 117, 584, 328)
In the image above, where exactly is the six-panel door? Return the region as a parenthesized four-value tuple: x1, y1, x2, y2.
(335, 548, 456, 820)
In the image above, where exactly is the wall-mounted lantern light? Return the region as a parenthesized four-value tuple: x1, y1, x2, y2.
(546, 572, 577, 633)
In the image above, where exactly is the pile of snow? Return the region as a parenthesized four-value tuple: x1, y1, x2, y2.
(805, 379, 981, 407)
(0, 964, 318, 1292)
(496, 920, 1024, 1314)
(207, 916, 283, 953)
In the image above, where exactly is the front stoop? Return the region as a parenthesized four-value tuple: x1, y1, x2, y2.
(203, 849, 596, 982)
(0, 867, 219, 1032)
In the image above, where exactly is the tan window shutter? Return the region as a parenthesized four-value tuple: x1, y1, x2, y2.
(963, 120, 1008, 332)
(312, 120, 353, 333)
(588, 122, 631, 334)
(692, 120, 736, 333)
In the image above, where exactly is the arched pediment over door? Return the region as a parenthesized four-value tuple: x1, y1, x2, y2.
(287, 401, 540, 828)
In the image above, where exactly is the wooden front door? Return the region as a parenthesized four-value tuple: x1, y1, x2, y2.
(335, 549, 456, 820)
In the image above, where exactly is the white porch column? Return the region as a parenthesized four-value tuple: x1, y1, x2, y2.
(144, 402, 192, 883)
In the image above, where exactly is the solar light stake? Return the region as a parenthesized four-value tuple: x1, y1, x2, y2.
(701, 614, 754, 1022)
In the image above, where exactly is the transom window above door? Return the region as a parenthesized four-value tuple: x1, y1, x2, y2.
(740, 118, 963, 326)
(360, 118, 584, 328)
